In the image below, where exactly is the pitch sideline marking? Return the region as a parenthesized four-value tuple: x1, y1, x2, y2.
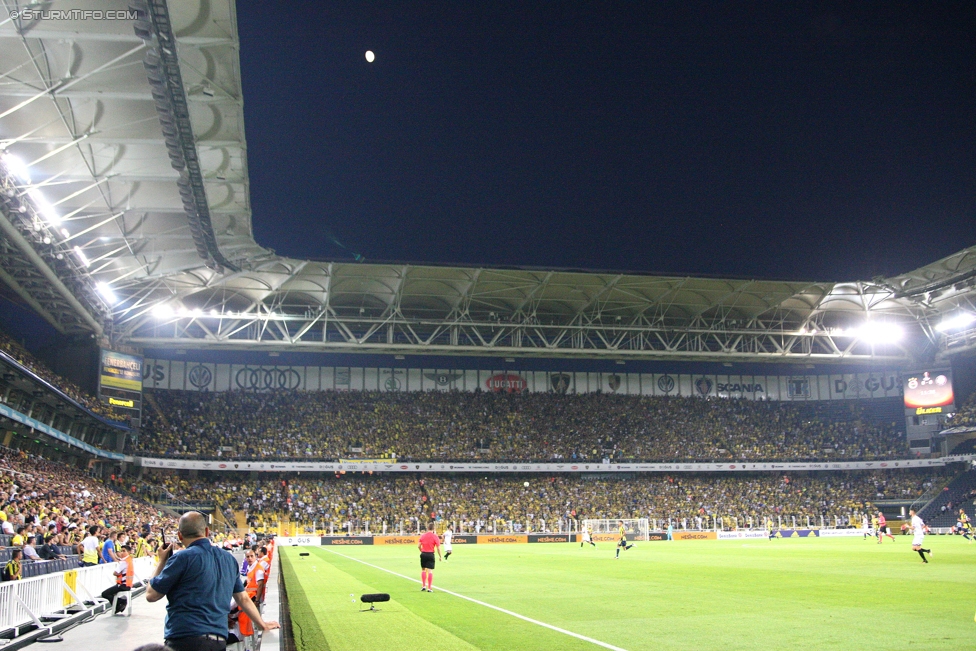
(321, 548, 629, 651)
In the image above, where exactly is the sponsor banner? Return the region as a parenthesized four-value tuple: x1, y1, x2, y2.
(589, 533, 621, 543)
(143, 360, 903, 402)
(373, 536, 419, 546)
(673, 531, 718, 541)
(477, 535, 528, 544)
(321, 536, 374, 545)
(716, 530, 770, 540)
(100, 350, 143, 391)
(275, 536, 322, 546)
(450, 535, 477, 544)
(135, 455, 976, 473)
(528, 534, 572, 543)
(768, 529, 817, 538)
(817, 529, 870, 538)
(647, 531, 668, 541)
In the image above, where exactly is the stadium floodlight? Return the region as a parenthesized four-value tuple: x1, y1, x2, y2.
(1, 152, 31, 184)
(96, 282, 118, 305)
(855, 322, 902, 344)
(73, 246, 90, 267)
(152, 303, 174, 318)
(28, 188, 61, 227)
(935, 313, 976, 333)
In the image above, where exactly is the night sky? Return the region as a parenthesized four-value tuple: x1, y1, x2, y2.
(238, 1, 975, 282)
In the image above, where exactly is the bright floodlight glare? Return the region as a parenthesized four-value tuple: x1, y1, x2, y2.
(365, 50, 375, 62)
(935, 313, 976, 333)
(152, 303, 174, 318)
(857, 322, 902, 344)
(1, 152, 30, 183)
(28, 189, 60, 227)
(96, 282, 118, 305)
(73, 246, 90, 267)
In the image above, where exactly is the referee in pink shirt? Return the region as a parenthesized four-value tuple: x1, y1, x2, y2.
(418, 522, 442, 593)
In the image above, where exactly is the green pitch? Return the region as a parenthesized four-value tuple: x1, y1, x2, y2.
(280, 537, 975, 651)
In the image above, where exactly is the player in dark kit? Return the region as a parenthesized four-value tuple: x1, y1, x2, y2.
(615, 520, 634, 558)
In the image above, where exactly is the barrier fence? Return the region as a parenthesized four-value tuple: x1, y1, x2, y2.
(277, 528, 951, 546)
(278, 513, 877, 538)
(0, 556, 154, 634)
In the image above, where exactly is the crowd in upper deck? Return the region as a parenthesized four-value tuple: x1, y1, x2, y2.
(0, 330, 125, 422)
(133, 388, 908, 462)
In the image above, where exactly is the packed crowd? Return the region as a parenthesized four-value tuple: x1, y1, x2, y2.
(136, 469, 942, 533)
(0, 447, 177, 556)
(0, 330, 125, 422)
(951, 391, 976, 427)
(134, 389, 908, 462)
(135, 391, 908, 461)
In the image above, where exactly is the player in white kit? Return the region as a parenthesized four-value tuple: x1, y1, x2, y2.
(909, 509, 932, 563)
(581, 526, 596, 548)
(443, 526, 453, 561)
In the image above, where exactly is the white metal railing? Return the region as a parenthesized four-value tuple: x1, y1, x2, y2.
(0, 557, 154, 632)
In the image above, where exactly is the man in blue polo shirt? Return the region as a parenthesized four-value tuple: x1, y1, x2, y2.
(146, 512, 278, 651)
(101, 530, 118, 564)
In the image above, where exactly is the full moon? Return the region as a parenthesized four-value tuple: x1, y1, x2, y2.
(365, 50, 375, 63)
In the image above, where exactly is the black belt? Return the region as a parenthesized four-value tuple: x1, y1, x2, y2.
(166, 634, 227, 642)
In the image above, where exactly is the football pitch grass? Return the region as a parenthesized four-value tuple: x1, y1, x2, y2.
(280, 536, 975, 651)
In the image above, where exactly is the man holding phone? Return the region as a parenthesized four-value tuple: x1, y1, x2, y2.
(146, 512, 278, 651)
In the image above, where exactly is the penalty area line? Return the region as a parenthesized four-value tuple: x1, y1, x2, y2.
(322, 548, 629, 651)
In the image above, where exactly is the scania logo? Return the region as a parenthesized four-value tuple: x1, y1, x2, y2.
(235, 368, 301, 390)
(657, 374, 675, 393)
(188, 364, 212, 389)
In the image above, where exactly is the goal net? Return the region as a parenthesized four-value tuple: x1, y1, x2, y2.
(581, 518, 650, 541)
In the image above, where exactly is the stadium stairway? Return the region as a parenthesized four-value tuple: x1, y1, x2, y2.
(143, 391, 170, 430)
(212, 504, 233, 534)
(234, 510, 248, 531)
(917, 468, 976, 528)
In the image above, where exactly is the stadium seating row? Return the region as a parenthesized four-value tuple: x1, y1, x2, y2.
(0, 447, 178, 551)
(133, 389, 909, 462)
(136, 468, 950, 532)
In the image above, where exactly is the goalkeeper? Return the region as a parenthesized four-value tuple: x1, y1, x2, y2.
(615, 520, 634, 558)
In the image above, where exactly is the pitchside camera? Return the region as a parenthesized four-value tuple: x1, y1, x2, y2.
(360, 593, 390, 612)
(299, 552, 310, 557)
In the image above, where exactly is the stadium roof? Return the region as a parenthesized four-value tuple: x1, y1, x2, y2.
(1, 1, 975, 364)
